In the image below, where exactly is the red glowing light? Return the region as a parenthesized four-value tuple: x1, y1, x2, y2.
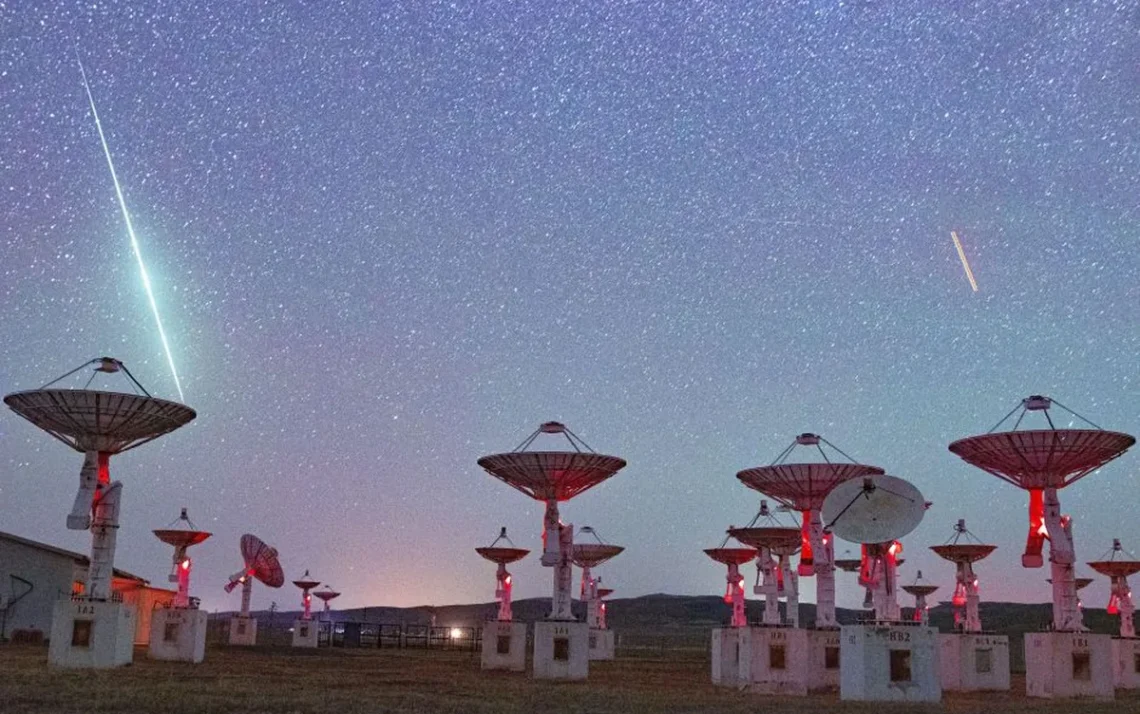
(505, 575, 512, 585)
(180, 559, 191, 571)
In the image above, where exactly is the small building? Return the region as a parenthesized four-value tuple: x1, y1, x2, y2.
(0, 530, 173, 645)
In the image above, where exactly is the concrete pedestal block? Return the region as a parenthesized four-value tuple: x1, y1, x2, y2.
(292, 619, 319, 648)
(1025, 632, 1113, 699)
(806, 629, 842, 692)
(939, 633, 1010, 691)
(148, 608, 207, 663)
(1112, 638, 1140, 689)
(49, 599, 136, 669)
(228, 616, 258, 646)
(839, 623, 941, 702)
(711, 627, 750, 687)
(481, 621, 526, 671)
(533, 620, 589, 680)
(588, 629, 615, 660)
(743, 626, 810, 695)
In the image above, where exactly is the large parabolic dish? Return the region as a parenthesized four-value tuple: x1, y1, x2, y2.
(3, 358, 195, 602)
(477, 422, 625, 622)
(949, 395, 1134, 633)
(736, 433, 884, 628)
(5, 388, 196, 454)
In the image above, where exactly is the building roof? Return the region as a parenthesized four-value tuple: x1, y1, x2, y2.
(0, 530, 150, 584)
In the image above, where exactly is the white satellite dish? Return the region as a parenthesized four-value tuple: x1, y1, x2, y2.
(821, 474, 926, 544)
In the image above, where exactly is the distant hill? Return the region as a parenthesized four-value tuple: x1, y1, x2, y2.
(212, 593, 1132, 644)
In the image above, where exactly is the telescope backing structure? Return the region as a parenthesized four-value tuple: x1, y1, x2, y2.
(822, 473, 940, 703)
(475, 528, 529, 671)
(478, 422, 625, 680)
(950, 395, 1134, 699)
(149, 508, 211, 663)
(930, 519, 1010, 691)
(4, 358, 196, 668)
(1088, 539, 1140, 689)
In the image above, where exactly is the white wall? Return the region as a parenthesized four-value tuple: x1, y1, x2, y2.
(0, 538, 76, 638)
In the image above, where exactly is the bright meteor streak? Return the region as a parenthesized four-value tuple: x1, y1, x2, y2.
(950, 231, 979, 293)
(76, 53, 185, 402)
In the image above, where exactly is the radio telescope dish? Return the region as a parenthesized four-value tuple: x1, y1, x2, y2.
(228, 534, 284, 590)
(313, 586, 341, 604)
(292, 570, 320, 591)
(478, 422, 625, 623)
(3, 358, 195, 606)
(704, 547, 758, 566)
(476, 422, 626, 502)
(153, 508, 211, 610)
(572, 527, 624, 569)
(821, 474, 926, 544)
(153, 508, 212, 550)
(476, 546, 530, 565)
(476, 527, 529, 623)
(4, 357, 195, 454)
(1088, 540, 1140, 580)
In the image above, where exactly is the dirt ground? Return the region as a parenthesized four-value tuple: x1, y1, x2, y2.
(2, 645, 1138, 714)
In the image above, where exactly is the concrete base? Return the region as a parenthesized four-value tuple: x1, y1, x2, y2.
(228, 616, 258, 646)
(588, 629, 615, 660)
(48, 599, 136, 669)
(839, 623, 941, 702)
(1025, 632, 1114, 699)
(711, 627, 749, 687)
(481, 621, 526, 671)
(807, 629, 842, 692)
(533, 620, 589, 680)
(148, 609, 207, 663)
(939, 633, 1010, 691)
(743, 626, 810, 695)
(1113, 638, 1140, 689)
(292, 619, 319, 648)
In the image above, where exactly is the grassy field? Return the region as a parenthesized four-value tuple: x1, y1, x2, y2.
(2, 644, 1139, 714)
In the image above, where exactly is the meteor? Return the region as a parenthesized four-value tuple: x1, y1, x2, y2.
(950, 231, 979, 293)
(76, 52, 185, 401)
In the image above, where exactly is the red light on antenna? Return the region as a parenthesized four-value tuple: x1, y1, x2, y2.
(505, 575, 512, 585)
(180, 559, 190, 571)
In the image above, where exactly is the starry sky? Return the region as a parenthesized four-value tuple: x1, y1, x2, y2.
(1, 2, 1137, 616)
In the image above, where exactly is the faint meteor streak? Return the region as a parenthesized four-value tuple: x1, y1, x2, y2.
(950, 231, 979, 293)
(76, 52, 185, 401)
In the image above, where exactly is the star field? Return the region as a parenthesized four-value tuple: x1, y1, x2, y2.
(0, 2, 1137, 613)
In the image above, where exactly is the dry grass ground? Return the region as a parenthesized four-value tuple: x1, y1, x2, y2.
(2, 644, 1139, 714)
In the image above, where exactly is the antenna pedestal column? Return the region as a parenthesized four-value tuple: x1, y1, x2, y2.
(711, 626, 750, 687)
(292, 619, 319, 648)
(228, 615, 258, 646)
(48, 598, 136, 669)
(806, 629, 842, 692)
(1110, 638, 1140, 690)
(839, 624, 941, 703)
(533, 620, 589, 680)
(810, 513, 838, 628)
(481, 621, 527, 671)
(938, 633, 1010, 691)
(148, 608, 207, 663)
(1024, 632, 1113, 699)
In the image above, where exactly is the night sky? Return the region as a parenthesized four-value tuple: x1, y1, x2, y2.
(1, 2, 1137, 616)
